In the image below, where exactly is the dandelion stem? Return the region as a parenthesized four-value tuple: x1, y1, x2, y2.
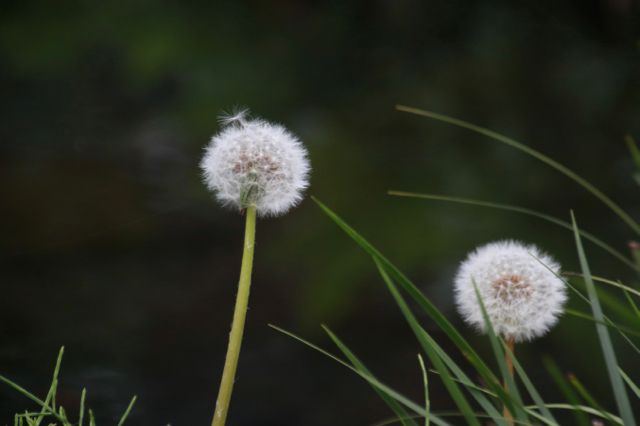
(212, 205, 257, 426)
(503, 336, 515, 426)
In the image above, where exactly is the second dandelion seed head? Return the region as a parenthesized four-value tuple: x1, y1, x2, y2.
(454, 240, 567, 343)
(200, 109, 311, 217)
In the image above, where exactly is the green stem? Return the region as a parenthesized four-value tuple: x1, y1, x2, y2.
(212, 205, 257, 426)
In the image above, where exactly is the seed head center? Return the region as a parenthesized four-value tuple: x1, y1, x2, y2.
(233, 152, 281, 178)
(493, 274, 532, 304)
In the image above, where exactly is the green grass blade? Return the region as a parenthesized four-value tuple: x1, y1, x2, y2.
(470, 280, 527, 424)
(422, 333, 510, 426)
(619, 368, 640, 399)
(0, 374, 65, 423)
(269, 325, 451, 426)
(51, 347, 63, 412)
(525, 404, 623, 424)
(567, 373, 618, 424)
(571, 212, 636, 426)
(625, 134, 640, 175)
(79, 388, 86, 426)
(564, 308, 640, 337)
(388, 191, 635, 269)
(322, 325, 420, 426)
(418, 355, 429, 426)
(623, 288, 640, 319)
(396, 105, 640, 235)
(500, 340, 557, 424)
(564, 273, 640, 298)
(116, 395, 137, 426)
(24, 415, 36, 426)
(36, 347, 65, 426)
(535, 258, 640, 355)
(312, 197, 508, 399)
(542, 356, 589, 426)
(376, 260, 481, 426)
(89, 409, 96, 426)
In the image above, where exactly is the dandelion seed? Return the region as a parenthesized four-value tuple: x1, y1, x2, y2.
(454, 240, 567, 343)
(201, 109, 311, 217)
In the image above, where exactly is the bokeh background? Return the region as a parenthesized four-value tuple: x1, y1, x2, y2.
(2, 1, 640, 425)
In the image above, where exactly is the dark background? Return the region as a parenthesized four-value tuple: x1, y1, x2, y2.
(2, 1, 640, 425)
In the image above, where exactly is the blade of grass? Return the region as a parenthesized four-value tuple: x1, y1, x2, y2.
(79, 388, 86, 426)
(563, 273, 640, 297)
(571, 211, 636, 426)
(376, 260, 481, 426)
(568, 277, 640, 327)
(321, 326, 420, 426)
(623, 288, 640, 319)
(418, 355, 429, 426)
(619, 368, 640, 399)
(564, 308, 640, 337)
(534, 257, 640, 354)
(567, 373, 617, 424)
(35, 347, 65, 426)
(0, 374, 65, 423)
(525, 404, 623, 424)
(624, 134, 640, 175)
(542, 356, 589, 426)
(388, 191, 635, 269)
(269, 325, 451, 426)
(427, 365, 564, 426)
(395, 105, 640, 235)
(500, 340, 557, 424)
(116, 395, 137, 426)
(422, 332, 510, 426)
(312, 197, 508, 401)
(470, 280, 527, 425)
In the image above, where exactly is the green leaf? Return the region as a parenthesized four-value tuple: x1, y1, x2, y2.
(0, 372, 65, 423)
(79, 389, 86, 426)
(421, 333, 509, 426)
(534, 259, 640, 355)
(565, 272, 640, 300)
(619, 368, 640, 399)
(417, 355, 429, 426)
(542, 356, 589, 426)
(322, 325, 420, 426)
(312, 197, 509, 402)
(623, 288, 640, 319)
(396, 105, 640, 235)
(388, 191, 635, 269)
(269, 325, 451, 426)
(567, 373, 618, 425)
(376, 260, 481, 426)
(625, 134, 640, 175)
(571, 212, 636, 426)
(525, 403, 623, 425)
(116, 395, 137, 426)
(564, 308, 640, 337)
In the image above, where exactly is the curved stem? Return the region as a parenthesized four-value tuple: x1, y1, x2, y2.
(212, 205, 257, 426)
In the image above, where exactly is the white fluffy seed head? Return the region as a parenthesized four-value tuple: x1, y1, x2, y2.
(200, 109, 311, 217)
(454, 240, 567, 343)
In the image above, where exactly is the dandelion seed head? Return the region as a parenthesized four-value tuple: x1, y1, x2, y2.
(201, 110, 310, 217)
(454, 240, 567, 342)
